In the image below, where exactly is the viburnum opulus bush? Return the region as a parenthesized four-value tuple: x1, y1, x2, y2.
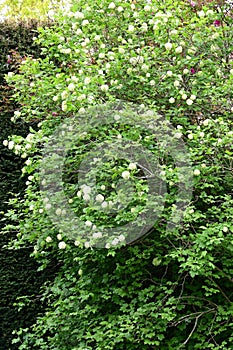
(3, 0, 233, 349)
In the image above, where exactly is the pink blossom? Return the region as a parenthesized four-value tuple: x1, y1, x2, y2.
(190, 68, 195, 74)
(213, 20, 221, 27)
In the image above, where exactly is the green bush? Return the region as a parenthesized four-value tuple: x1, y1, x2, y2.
(0, 19, 56, 350)
(4, 0, 233, 349)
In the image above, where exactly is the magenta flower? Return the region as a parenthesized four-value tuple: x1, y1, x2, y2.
(52, 112, 58, 116)
(214, 20, 221, 27)
(190, 68, 195, 74)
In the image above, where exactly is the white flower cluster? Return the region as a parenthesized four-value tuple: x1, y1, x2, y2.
(105, 234, 125, 248)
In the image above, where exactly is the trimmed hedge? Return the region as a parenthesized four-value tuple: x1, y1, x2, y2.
(0, 19, 56, 350)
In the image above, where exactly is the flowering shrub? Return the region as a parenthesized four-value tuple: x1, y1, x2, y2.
(3, 0, 233, 348)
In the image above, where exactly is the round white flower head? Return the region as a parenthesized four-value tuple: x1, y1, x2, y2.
(122, 170, 130, 179)
(74, 11, 84, 19)
(105, 243, 111, 249)
(193, 169, 200, 176)
(170, 29, 178, 35)
(84, 77, 91, 85)
(55, 208, 62, 215)
(203, 119, 210, 126)
(74, 240, 80, 246)
(100, 84, 109, 92)
(190, 94, 196, 100)
(199, 132, 205, 138)
(198, 10, 205, 17)
(141, 63, 149, 71)
(144, 5, 151, 11)
(186, 99, 193, 105)
(128, 24, 135, 32)
(61, 91, 68, 100)
(174, 132, 182, 139)
(93, 232, 103, 239)
(141, 23, 148, 32)
(175, 46, 183, 54)
(83, 194, 90, 201)
(128, 162, 137, 170)
(222, 226, 228, 233)
(206, 9, 214, 16)
(3, 140, 8, 146)
(46, 236, 52, 243)
(182, 94, 187, 100)
(183, 68, 189, 74)
(188, 134, 193, 140)
(57, 233, 62, 240)
(138, 56, 144, 64)
(174, 80, 180, 87)
(129, 57, 137, 65)
(101, 201, 108, 208)
(8, 141, 14, 149)
(77, 190, 82, 198)
(75, 28, 83, 35)
(58, 241, 66, 249)
(165, 42, 172, 50)
(68, 83, 75, 91)
(167, 70, 173, 76)
(14, 111, 21, 117)
(111, 238, 119, 246)
(108, 2, 115, 9)
(85, 220, 92, 227)
(118, 234, 125, 242)
(169, 97, 175, 103)
(84, 241, 91, 248)
(96, 194, 104, 202)
(82, 19, 89, 26)
(78, 107, 86, 114)
(81, 184, 92, 194)
(117, 6, 124, 12)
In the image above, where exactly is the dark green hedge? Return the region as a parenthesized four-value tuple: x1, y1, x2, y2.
(0, 19, 56, 350)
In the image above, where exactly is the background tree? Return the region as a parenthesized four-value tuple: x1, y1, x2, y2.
(0, 0, 67, 20)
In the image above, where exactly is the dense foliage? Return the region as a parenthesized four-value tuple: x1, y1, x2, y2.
(0, 19, 56, 350)
(3, 0, 233, 349)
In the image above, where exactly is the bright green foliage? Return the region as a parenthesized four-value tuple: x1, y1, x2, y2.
(0, 0, 66, 20)
(3, 0, 233, 349)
